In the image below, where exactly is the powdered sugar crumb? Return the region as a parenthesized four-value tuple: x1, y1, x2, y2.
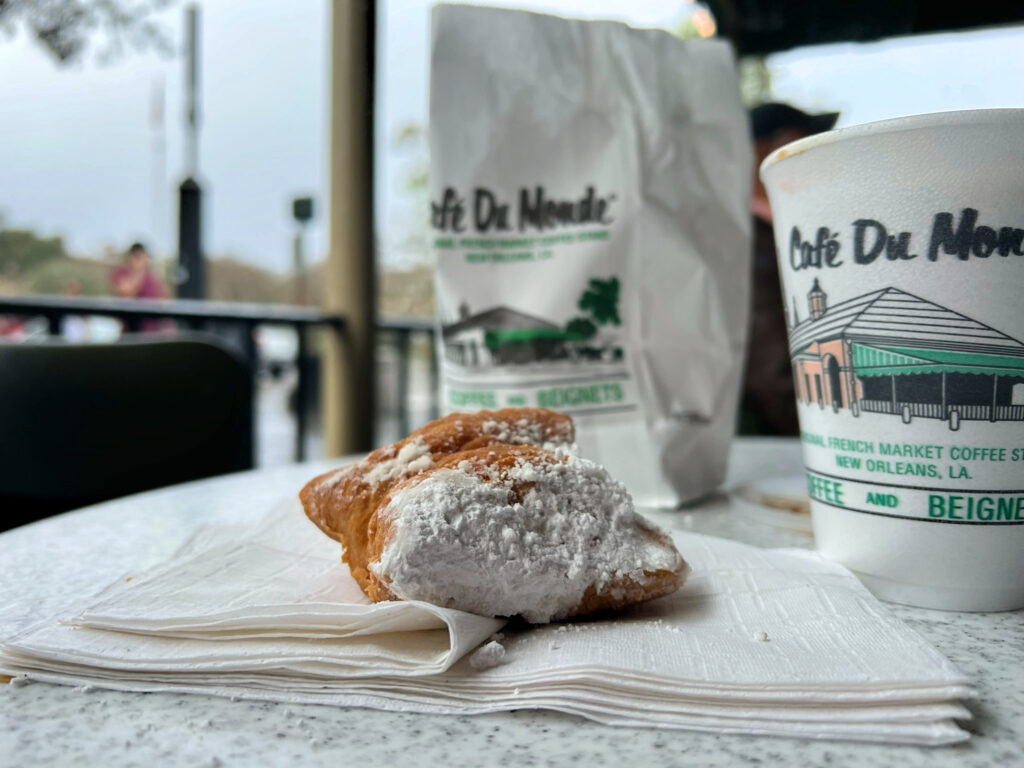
(469, 640, 507, 670)
(316, 465, 353, 490)
(315, 437, 435, 493)
(363, 437, 434, 489)
(480, 418, 574, 451)
(373, 451, 686, 623)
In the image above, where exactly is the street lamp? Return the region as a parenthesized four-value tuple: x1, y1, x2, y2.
(292, 196, 314, 305)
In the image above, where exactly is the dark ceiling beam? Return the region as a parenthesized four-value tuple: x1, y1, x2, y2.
(707, 0, 1024, 57)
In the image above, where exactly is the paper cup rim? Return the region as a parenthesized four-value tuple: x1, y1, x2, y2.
(759, 108, 1024, 180)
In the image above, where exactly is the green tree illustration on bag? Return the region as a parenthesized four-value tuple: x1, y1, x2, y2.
(566, 316, 598, 340)
(564, 277, 624, 360)
(579, 277, 621, 326)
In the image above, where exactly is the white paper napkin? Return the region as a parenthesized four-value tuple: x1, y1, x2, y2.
(0, 501, 973, 745)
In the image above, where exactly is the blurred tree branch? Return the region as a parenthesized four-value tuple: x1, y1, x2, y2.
(0, 0, 176, 64)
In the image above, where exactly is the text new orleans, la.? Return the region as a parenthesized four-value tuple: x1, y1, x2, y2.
(431, 185, 615, 234)
(789, 208, 1024, 271)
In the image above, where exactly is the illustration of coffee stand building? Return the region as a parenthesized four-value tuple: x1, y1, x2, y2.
(787, 280, 1024, 429)
(442, 305, 580, 366)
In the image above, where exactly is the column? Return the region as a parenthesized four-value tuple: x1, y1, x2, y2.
(324, 0, 376, 455)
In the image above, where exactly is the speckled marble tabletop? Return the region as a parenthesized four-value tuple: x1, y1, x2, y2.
(2, 439, 1021, 767)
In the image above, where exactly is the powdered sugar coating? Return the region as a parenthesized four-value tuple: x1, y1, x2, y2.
(300, 409, 578, 590)
(371, 450, 686, 623)
(480, 417, 575, 451)
(362, 437, 434, 489)
(314, 438, 434, 494)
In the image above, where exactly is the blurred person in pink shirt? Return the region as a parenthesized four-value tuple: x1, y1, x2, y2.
(110, 242, 174, 333)
(111, 242, 167, 300)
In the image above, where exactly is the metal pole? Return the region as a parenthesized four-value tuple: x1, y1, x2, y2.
(241, 321, 258, 467)
(177, 5, 204, 299)
(396, 330, 411, 437)
(150, 77, 166, 246)
(291, 197, 313, 305)
(185, 5, 200, 177)
(177, 179, 204, 299)
(429, 329, 440, 420)
(293, 229, 307, 305)
(295, 325, 308, 461)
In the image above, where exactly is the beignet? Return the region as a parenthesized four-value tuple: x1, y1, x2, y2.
(299, 409, 688, 623)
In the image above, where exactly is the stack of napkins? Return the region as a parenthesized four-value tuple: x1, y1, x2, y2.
(0, 502, 973, 744)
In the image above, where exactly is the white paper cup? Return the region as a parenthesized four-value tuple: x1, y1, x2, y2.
(760, 109, 1024, 612)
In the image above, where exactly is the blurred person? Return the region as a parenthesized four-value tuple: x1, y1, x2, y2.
(111, 242, 167, 299)
(0, 315, 25, 340)
(110, 242, 174, 333)
(739, 103, 839, 435)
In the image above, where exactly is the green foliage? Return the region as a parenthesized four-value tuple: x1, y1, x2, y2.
(738, 57, 773, 107)
(675, 17, 702, 40)
(0, 224, 437, 322)
(393, 122, 425, 147)
(206, 257, 284, 304)
(403, 165, 429, 194)
(565, 316, 597, 340)
(0, 229, 67, 278)
(390, 120, 430, 261)
(578, 277, 621, 326)
(22, 256, 108, 295)
(377, 263, 435, 319)
(669, 5, 773, 108)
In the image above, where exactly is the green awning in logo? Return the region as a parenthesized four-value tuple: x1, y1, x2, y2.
(852, 343, 1024, 377)
(484, 328, 586, 350)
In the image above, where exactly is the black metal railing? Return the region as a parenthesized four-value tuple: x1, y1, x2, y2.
(0, 294, 446, 460)
(0, 294, 345, 463)
(377, 316, 438, 438)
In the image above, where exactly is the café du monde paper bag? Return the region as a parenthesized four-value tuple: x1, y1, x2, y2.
(430, 5, 753, 506)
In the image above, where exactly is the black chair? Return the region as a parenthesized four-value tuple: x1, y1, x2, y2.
(0, 334, 253, 529)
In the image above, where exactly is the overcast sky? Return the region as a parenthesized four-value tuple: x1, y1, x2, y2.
(0, 0, 329, 273)
(0, 1, 1021, 274)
